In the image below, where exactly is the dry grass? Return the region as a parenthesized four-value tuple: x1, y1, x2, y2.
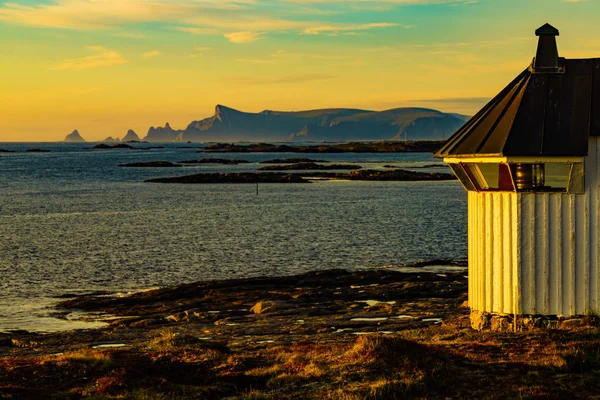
(4, 319, 600, 399)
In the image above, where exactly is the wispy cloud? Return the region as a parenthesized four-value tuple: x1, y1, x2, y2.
(283, 0, 477, 3)
(0, 0, 407, 43)
(188, 47, 212, 58)
(236, 58, 279, 64)
(114, 32, 146, 39)
(54, 46, 128, 70)
(142, 50, 161, 58)
(224, 31, 263, 43)
(302, 22, 400, 35)
(0, 0, 258, 30)
(176, 27, 220, 35)
(225, 73, 335, 84)
(236, 49, 356, 64)
(414, 96, 490, 106)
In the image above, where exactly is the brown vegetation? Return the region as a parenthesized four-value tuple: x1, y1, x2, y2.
(3, 267, 600, 399)
(4, 318, 600, 399)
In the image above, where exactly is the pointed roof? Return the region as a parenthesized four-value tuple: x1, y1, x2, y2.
(536, 23, 559, 36)
(435, 25, 598, 158)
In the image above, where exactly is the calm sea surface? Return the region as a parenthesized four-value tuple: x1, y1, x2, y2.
(0, 143, 467, 332)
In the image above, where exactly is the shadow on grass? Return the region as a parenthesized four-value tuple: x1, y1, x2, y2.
(3, 326, 600, 399)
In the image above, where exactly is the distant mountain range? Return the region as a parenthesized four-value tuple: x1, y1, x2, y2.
(62, 106, 470, 143)
(144, 105, 469, 143)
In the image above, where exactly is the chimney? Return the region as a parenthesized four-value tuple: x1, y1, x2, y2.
(534, 23, 560, 72)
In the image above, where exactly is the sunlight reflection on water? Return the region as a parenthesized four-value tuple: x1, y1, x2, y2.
(0, 144, 467, 332)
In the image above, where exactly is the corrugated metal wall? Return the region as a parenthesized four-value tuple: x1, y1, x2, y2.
(468, 191, 519, 314)
(469, 137, 600, 316)
(518, 137, 599, 315)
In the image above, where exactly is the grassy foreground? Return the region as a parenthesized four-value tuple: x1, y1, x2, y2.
(3, 313, 600, 399)
(3, 268, 600, 399)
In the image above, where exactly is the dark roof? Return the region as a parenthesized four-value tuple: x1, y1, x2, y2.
(536, 23, 559, 36)
(436, 24, 599, 159)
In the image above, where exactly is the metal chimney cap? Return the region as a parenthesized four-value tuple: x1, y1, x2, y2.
(536, 23, 559, 36)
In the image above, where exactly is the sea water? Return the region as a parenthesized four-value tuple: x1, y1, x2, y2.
(0, 143, 467, 332)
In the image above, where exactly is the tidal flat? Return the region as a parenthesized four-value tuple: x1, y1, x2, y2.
(3, 263, 600, 399)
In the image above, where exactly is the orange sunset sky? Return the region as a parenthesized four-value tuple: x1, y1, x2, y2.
(1, 0, 599, 142)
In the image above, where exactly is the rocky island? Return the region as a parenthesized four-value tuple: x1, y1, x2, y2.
(94, 143, 136, 150)
(122, 129, 141, 142)
(145, 169, 456, 184)
(258, 162, 362, 171)
(178, 158, 250, 165)
(146, 172, 307, 184)
(102, 136, 121, 143)
(259, 158, 327, 164)
(63, 129, 86, 143)
(204, 141, 445, 153)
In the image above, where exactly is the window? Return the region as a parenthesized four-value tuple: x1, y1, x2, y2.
(447, 162, 584, 194)
(460, 163, 515, 191)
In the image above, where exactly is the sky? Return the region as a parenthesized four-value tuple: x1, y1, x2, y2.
(1, 0, 599, 142)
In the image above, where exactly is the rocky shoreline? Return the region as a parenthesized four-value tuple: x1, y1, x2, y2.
(4, 261, 600, 399)
(1, 261, 468, 355)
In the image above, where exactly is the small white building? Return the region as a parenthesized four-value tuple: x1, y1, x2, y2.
(436, 24, 600, 322)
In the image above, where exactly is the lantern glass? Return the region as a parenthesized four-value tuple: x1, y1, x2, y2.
(448, 161, 584, 194)
(508, 163, 580, 193)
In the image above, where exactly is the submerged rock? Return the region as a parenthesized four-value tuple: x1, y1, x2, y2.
(178, 158, 250, 165)
(258, 162, 361, 171)
(259, 158, 327, 164)
(94, 143, 135, 150)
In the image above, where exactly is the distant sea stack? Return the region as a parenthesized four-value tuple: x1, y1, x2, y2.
(145, 123, 179, 142)
(122, 129, 141, 142)
(102, 136, 121, 143)
(63, 129, 86, 143)
(142, 105, 470, 143)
